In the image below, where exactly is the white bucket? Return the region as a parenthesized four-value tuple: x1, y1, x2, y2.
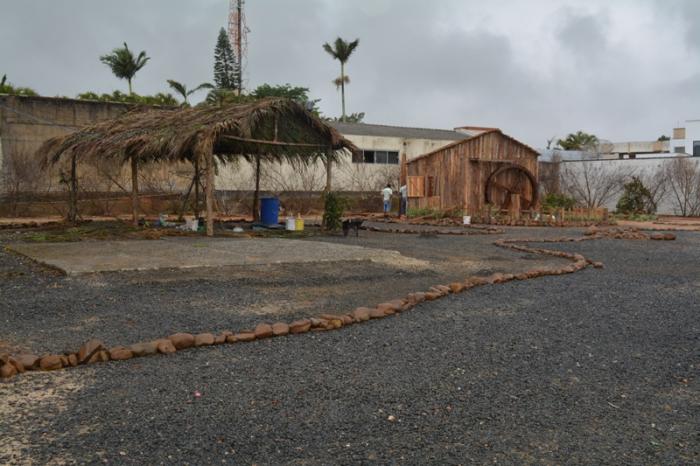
(285, 217, 296, 231)
(185, 218, 199, 231)
(463, 215, 471, 225)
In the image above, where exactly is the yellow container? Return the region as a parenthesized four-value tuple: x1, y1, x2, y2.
(295, 217, 304, 231)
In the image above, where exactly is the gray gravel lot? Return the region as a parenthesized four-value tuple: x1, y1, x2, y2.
(0, 228, 561, 355)
(1, 229, 698, 464)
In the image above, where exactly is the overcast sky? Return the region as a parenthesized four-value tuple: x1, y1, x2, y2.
(2, 0, 698, 147)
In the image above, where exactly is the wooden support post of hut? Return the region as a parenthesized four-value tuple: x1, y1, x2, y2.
(204, 144, 215, 237)
(406, 128, 539, 220)
(130, 157, 139, 226)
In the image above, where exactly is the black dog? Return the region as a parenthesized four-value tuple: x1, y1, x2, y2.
(342, 219, 363, 237)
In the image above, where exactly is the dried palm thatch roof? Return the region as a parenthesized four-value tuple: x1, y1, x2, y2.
(39, 98, 358, 167)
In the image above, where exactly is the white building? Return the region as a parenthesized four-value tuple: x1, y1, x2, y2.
(670, 120, 700, 156)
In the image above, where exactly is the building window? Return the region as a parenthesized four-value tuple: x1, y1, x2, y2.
(353, 149, 400, 164)
(694, 141, 700, 157)
(674, 146, 686, 154)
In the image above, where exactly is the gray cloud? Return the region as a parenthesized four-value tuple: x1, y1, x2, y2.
(557, 10, 609, 65)
(1, 0, 698, 148)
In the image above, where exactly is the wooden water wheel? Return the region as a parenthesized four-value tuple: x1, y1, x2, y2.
(484, 164, 537, 210)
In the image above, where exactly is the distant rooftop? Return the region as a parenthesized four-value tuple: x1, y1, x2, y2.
(328, 121, 469, 141)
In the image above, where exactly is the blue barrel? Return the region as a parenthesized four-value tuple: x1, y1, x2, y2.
(260, 197, 280, 225)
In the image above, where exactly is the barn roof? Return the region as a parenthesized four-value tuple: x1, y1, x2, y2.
(328, 121, 469, 141)
(407, 128, 540, 164)
(39, 98, 357, 167)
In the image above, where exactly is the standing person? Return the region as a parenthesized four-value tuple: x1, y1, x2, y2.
(399, 183, 408, 218)
(381, 183, 393, 217)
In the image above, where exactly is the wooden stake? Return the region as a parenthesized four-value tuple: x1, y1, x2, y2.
(205, 147, 215, 237)
(178, 174, 196, 221)
(194, 155, 200, 218)
(68, 154, 77, 224)
(131, 157, 139, 227)
(253, 155, 261, 221)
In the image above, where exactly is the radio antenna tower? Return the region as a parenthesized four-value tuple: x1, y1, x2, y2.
(228, 0, 249, 95)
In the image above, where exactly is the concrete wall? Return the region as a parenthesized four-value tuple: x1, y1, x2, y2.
(0, 95, 195, 202)
(0, 94, 131, 161)
(0, 94, 133, 192)
(605, 140, 669, 156)
(556, 156, 700, 214)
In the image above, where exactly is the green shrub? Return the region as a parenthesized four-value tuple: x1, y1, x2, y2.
(616, 177, 654, 215)
(542, 193, 576, 211)
(0, 74, 39, 96)
(322, 192, 347, 231)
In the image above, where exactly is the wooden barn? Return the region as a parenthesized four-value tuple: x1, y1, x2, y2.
(405, 127, 539, 216)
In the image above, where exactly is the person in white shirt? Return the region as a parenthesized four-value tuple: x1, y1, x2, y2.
(381, 184, 393, 216)
(399, 184, 408, 217)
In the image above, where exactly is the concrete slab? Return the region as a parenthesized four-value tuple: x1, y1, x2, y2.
(7, 237, 427, 275)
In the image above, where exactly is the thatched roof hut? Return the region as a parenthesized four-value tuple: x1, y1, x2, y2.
(39, 98, 358, 234)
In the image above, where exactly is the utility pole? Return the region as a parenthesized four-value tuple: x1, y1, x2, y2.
(228, 0, 248, 95)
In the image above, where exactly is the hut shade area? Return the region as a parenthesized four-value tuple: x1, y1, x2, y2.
(39, 98, 357, 235)
(406, 129, 539, 216)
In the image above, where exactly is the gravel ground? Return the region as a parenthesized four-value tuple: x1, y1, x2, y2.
(1, 229, 698, 464)
(0, 228, 563, 355)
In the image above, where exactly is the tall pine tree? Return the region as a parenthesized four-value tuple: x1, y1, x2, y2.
(213, 28, 239, 90)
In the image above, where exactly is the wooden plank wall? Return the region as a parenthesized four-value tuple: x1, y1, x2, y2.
(407, 131, 539, 214)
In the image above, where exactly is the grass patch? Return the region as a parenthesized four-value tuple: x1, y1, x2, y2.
(407, 207, 463, 219)
(21, 221, 168, 243)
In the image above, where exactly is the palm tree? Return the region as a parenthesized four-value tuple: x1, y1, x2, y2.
(166, 80, 214, 105)
(557, 131, 599, 151)
(100, 43, 150, 94)
(322, 37, 359, 121)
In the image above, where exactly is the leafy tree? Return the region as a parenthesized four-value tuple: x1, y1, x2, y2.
(166, 80, 213, 105)
(329, 112, 365, 123)
(213, 28, 239, 90)
(616, 176, 655, 214)
(557, 131, 599, 151)
(0, 74, 38, 96)
(250, 83, 320, 112)
(657, 135, 670, 141)
(322, 37, 359, 121)
(99, 43, 150, 94)
(251, 83, 308, 101)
